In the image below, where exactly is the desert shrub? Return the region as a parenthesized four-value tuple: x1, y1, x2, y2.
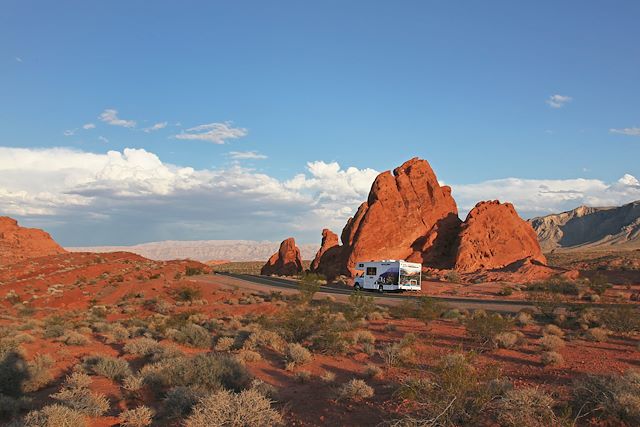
(294, 370, 312, 383)
(516, 311, 534, 326)
(236, 349, 262, 363)
(298, 273, 323, 304)
(338, 379, 374, 401)
(444, 270, 461, 283)
(169, 324, 211, 348)
(601, 305, 640, 333)
(541, 324, 564, 337)
(494, 387, 557, 427)
(541, 351, 564, 366)
(123, 337, 162, 357)
(285, 343, 312, 366)
(175, 286, 202, 302)
(185, 266, 204, 277)
(23, 354, 54, 392)
(389, 300, 417, 319)
(526, 279, 582, 295)
(415, 297, 447, 324)
(394, 352, 504, 426)
(498, 286, 513, 297)
(366, 311, 385, 321)
(143, 353, 250, 393)
(20, 404, 87, 427)
(59, 331, 89, 346)
(243, 329, 286, 353)
(107, 324, 130, 343)
(0, 394, 30, 419)
(83, 355, 131, 381)
(118, 405, 153, 427)
(571, 370, 640, 424)
(589, 274, 612, 296)
(364, 364, 382, 378)
(465, 313, 512, 345)
(351, 330, 376, 345)
(51, 372, 109, 417)
(123, 375, 144, 396)
(184, 389, 282, 427)
(164, 386, 204, 418)
(494, 332, 519, 349)
(585, 327, 609, 342)
(539, 334, 565, 351)
(345, 291, 376, 322)
(0, 338, 28, 397)
(214, 336, 236, 352)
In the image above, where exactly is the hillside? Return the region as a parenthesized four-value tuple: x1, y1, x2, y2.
(68, 239, 318, 262)
(0, 216, 66, 266)
(529, 201, 640, 251)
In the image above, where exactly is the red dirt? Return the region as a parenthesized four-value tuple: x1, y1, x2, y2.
(0, 216, 66, 266)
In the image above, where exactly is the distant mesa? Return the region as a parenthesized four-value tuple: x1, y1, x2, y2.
(261, 237, 304, 276)
(0, 216, 66, 266)
(309, 157, 546, 279)
(530, 200, 640, 252)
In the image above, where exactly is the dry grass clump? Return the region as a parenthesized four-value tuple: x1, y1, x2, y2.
(572, 370, 640, 424)
(494, 387, 556, 427)
(184, 389, 282, 427)
(364, 364, 382, 378)
(58, 330, 89, 346)
(23, 354, 54, 392)
(123, 337, 162, 357)
(541, 324, 564, 337)
(338, 379, 374, 401)
(294, 370, 312, 383)
(351, 329, 376, 345)
(516, 311, 534, 326)
(585, 327, 609, 342)
(285, 343, 312, 367)
(541, 351, 564, 366)
(538, 334, 565, 351)
(51, 371, 109, 417)
(82, 355, 132, 381)
(214, 336, 236, 352)
(118, 405, 153, 427)
(20, 404, 88, 427)
(167, 324, 211, 348)
(163, 386, 204, 418)
(236, 349, 262, 363)
(321, 371, 336, 383)
(465, 313, 512, 345)
(493, 332, 520, 349)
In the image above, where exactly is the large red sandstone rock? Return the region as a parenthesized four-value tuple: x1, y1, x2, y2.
(328, 157, 460, 275)
(261, 237, 304, 276)
(0, 217, 66, 266)
(454, 201, 546, 272)
(310, 229, 344, 278)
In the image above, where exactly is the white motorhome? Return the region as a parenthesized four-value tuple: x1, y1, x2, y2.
(353, 260, 421, 292)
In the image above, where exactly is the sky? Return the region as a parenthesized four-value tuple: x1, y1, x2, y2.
(1, 1, 639, 246)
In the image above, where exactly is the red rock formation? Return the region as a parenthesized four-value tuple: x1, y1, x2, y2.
(261, 237, 304, 276)
(454, 201, 546, 272)
(310, 229, 345, 278)
(0, 216, 66, 266)
(326, 157, 460, 275)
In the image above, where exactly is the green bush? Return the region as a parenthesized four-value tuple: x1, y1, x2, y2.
(185, 266, 205, 276)
(465, 313, 512, 345)
(526, 279, 582, 296)
(175, 286, 202, 302)
(298, 273, 323, 304)
(345, 291, 376, 322)
(415, 297, 447, 324)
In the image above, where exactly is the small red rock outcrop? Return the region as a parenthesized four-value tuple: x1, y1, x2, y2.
(454, 201, 546, 272)
(338, 157, 460, 275)
(310, 229, 344, 278)
(0, 216, 66, 266)
(261, 237, 304, 276)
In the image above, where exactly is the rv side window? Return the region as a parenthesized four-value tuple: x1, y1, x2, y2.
(366, 267, 377, 275)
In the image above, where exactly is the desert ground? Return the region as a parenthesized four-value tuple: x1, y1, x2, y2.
(1, 249, 639, 426)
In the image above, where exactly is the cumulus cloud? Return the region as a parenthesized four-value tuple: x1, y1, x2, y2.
(98, 136, 109, 143)
(175, 121, 247, 144)
(228, 151, 267, 160)
(63, 129, 76, 136)
(99, 109, 136, 128)
(451, 174, 640, 219)
(610, 127, 640, 136)
(143, 122, 168, 133)
(0, 147, 376, 245)
(546, 94, 572, 108)
(83, 123, 96, 130)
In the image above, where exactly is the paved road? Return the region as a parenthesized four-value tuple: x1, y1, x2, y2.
(195, 272, 534, 313)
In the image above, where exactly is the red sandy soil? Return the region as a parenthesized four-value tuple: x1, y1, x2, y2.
(1, 251, 639, 426)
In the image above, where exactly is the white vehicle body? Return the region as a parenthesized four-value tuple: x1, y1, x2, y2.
(353, 260, 421, 292)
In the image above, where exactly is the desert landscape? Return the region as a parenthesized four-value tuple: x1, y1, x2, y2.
(2, 2, 640, 426)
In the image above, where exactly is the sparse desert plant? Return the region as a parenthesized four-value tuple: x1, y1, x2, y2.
(465, 313, 512, 345)
(123, 337, 163, 357)
(249, 378, 278, 400)
(498, 286, 513, 297)
(123, 375, 145, 395)
(493, 332, 520, 349)
(175, 286, 202, 302)
(364, 364, 382, 378)
(169, 323, 211, 348)
(415, 296, 447, 324)
(118, 405, 153, 427)
(351, 329, 375, 345)
(236, 349, 262, 363)
(571, 370, 640, 424)
(601, 305, 640, 333)
(23, 353, 54, 392)
(285, 343, 312, 366)
(164, 386, 204, 418)
(51, 371, 110, 417)
(366, 311, 385, 321)
(59, 330, 89, 346)
(494, 387, 556, 427)
(541, 351, 564, 366)
(298, 272, 323, 304)
(185, 266, 205, 277)
(346, 291, 376, 321)
(83, 355, 132, 381)
(338, 379, 374, 401)
(243, 329, 286, 353)
(444, 270, 461, 283)
(321, 371, 336, 383)
(585, 327, 609, 342)
(542, 324, 564, 337)
(184, 389, 282, 427)
(294, 370, 312, 383)
(20, 404, 88, 427)
(539, 334, 565, 351)
(214, 336, 235, 352)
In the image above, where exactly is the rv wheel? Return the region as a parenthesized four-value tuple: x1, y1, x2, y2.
(378, 284, 383, 293)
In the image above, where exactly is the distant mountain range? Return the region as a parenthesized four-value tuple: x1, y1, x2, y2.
(67, 240, 319, 262)
(529, 200, 640, 252)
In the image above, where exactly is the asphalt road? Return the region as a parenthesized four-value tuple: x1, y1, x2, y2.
(199, 272, 534, 313)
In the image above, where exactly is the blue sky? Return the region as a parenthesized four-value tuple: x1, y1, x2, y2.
(1, 1, 639, 246)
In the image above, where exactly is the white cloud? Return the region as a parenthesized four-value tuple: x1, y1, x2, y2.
(175, 121, 247, 144)
(451, 174, 640, 219)
(98, 136, 109, 143)
(610, 127, 640, 136)
(99, 109, 136, 128)
(83, 123, 96, 130)
(546, 94, 572, 108)
(63, 129, 77, 136)
(228, 151, 268, 160)
(143, 122, 168, 133)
